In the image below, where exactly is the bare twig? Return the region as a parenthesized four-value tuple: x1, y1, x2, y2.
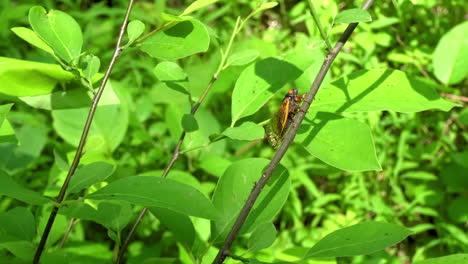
(440, 92, 468, 103)
(211, 0, 375, 263)
(307, 0, 333, 51)
(32, 1, 136, 263)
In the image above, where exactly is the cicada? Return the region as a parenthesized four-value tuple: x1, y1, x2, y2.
(266, 88, 304, 148)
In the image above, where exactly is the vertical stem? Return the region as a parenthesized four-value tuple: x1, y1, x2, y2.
(32, 1, 136, 263)
(307, 0, 333, 51)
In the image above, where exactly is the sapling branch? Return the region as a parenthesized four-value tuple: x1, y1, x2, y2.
(32, 1, 136, 263)
(211, 0, 375, 263)
(117, 4, 268, 262)
(307, 0, 333, 51)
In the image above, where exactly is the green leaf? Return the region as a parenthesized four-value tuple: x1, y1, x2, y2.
(182, 114, 199, 132)
(20, 86, 119, 110)
(231, 57, 302, 126)
(252, 2, 279, 16)
(126, 20, 145, 46)
(140, 19, 210, 60)
(447, 197, 468, 223)
(149, 207, 196, 248)
(226, 50, 260, 67)
(433, 21, 468, 85)
(222, 121, 264, 140)
(181, 0, 218, 16)
(0, 171, 49, 205)
(52, 82, 128, 153)
(334, 8, 372, 24)
(83, 55, 100, 82)
(161, 12, 187, 22)
(0, 207, 35, 243)
(0, 57, 74, 96)
(313, 69, 459, 113)
(153, 61, 189, 94)
(248, 222, 277, 252)
(304, 221, 413, 258)
(28, 6, 83, 63)
(296, 111, 381, 172)
(67, 162, 114, 195)
(11, 27, 54, 55)
(87, 176, 220, 220)
(414, 254, 468, 264)
(211, 158, 290, 243)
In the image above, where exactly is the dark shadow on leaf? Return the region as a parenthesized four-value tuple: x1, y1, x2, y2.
(166, 80, 189, 95)
(408, 77, 442, 100)
(254, 57, 303, 93)
(164, 21, 194, 38)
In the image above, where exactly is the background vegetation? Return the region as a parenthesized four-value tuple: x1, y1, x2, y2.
(0, 0, 466, 263)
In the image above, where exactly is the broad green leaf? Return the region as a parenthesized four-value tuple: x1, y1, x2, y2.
(11, 27, 54, 55)
(222, 121, 264, 140)
(304, 221, 413, 258)
(334, 8, 372, 24)
(447, 197, 468, 223)
(87, 176, 220, 220)
(199, 155, 232, 178)
(231, 57, 302, 126)
(67, 162, 114, 195)
(161, 12, 187, 22)
(0, 207, 35, 243)
(414, 254, 468, 264)
(252, 2, 279, 16)
(52, 82, 128, 153)
(0, 57, 73, 96)
(211, 158, 290, 243)
(0, 171, 49, 205)
(181, 0, 218, 16)
(153, 61, 189, 94)
(149, 207, 196, 248)
(83, 55, 100, 81)
(28, 6, 83, 63)
(182, 114, 199, 132)
(59, 201, 131, 232)
(248, 222, 277, 252)
(20, 85, 119, 110)
(126, 20, 145, 46)
(313, 69, 458, 113)
(296, 111, 381, 172)
(433, 21, 468, 85)
(226, 50, 260, 67)
(140, 19, 210, 60)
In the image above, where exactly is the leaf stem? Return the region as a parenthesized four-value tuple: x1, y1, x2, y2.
(211, 0, 375, 263)
(32, 1, 136, 263)
(307, 0, 333, 51)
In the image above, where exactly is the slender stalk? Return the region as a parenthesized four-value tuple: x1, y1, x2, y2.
(32, 1, 136, 263)
(307, 0, 333, 51)
(211, 0, 375, 263)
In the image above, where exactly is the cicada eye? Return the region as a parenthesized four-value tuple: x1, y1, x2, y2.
(287, 89, 294, 95)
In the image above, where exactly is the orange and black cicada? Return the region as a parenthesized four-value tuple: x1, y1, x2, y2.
(267, 88, 304, 148)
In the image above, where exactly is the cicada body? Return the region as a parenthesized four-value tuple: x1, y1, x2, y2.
(267, 88, 303, 148)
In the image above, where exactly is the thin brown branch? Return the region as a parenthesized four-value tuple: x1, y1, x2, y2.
(116, 74, 219, 263)
(211, 0, 375, 263)
(440, 92, 468, 103)
(32, 1, 136, 263)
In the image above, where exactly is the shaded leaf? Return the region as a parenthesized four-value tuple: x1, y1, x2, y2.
(67, 162, 114, 195)
(0, 171, 49, 205)
(0, 207, 35, 243)
(140, 20, 210, 60)
(126, 20, 145, 46)
(211, 158, 290, 243)
(87, 176, 220, 220)
(248, 222, 277, 252)
(305, 221, 413, 258)
(149, 207, 196, 248)
(226, 50, 260, 67)
(83, 55, 100, 81)
(182, 114, 199, 132)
